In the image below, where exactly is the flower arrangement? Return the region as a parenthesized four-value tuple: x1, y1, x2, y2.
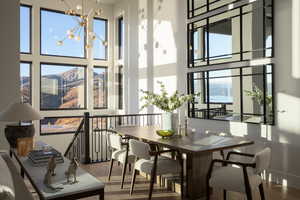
(140, 81, 199, 112)
(244, 85, 272, 106)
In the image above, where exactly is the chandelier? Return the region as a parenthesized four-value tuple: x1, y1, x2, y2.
(57, 0, 108, 49)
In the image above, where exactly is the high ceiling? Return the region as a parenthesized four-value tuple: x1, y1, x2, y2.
(100, 0, 117, 4)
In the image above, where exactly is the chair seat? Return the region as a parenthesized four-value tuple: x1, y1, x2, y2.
(135, 156, 181, 175)
(112, 149, 135, 164)
(209, 166, 262, 193)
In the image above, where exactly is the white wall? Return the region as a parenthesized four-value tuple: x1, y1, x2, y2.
(0, 0, 20, 149)
(115, 0, 300, 189)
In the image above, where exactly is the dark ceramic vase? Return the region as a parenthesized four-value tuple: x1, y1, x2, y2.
(5, 124, 35, 148)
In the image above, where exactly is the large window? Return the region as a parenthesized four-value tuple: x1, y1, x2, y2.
(118, 16, 124, 59)
(40, 116, 83, 135)
(40, 63, 86, 110)
(188, 65, 274, 125)
(93, 18, 108, 60)
(93, 67, 108, 109)
(20, 5, 31, 53)
(20, 62, 31, 104)
(40, 9, 85, 58)
(188, 0, 273, 67)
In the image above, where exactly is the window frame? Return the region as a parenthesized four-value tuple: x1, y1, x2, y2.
(20, 4, 32, 54)
(93, 66, 108, 109)
(39, 8, 87, 59)
(20, 61, 32, 104)
(40, 116, 84, 136)
(39, 62, 87, 111)
(93, 17, 108, 61)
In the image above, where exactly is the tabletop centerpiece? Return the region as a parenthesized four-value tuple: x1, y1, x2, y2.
(140, 81, 199, 137)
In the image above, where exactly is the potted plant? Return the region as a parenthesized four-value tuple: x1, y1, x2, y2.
(140, 81, 199, 130)
(244, 85, 272, 114)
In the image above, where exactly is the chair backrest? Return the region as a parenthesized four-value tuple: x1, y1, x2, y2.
(253, 147, 271, 174)
(108, 133, 122, 150)
(129, 139, 151, 160)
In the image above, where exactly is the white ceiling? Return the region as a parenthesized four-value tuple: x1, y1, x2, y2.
(100, 0, 118, 4)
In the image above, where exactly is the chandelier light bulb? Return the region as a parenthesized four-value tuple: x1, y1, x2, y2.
(57, 40, 64, 46)
(76, 4, 82, 10)
(102, 41, 108, 46)
(67, 29, 73, 35)
(75, 36, 81, 41)
(68, 33, 75, 39)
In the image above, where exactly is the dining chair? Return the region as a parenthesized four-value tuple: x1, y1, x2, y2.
(107, 133, 135, 189)
(129, 139, 184, 200)
(207, 147, 271, 200)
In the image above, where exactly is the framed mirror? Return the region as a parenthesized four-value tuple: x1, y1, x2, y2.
(188, 64, 274, 125)
(188, 0, 273, 68)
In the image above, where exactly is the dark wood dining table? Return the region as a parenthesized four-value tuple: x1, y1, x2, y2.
(114, 126, 254, 199)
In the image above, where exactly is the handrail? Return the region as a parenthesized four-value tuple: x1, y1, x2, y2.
(64, 119, 84, 157)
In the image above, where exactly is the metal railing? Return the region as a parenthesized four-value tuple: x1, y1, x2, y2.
(64, 112, 162, 164)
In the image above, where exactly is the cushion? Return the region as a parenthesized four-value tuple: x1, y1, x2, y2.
(135, 156, 181, 175)
(0, 185, 14, 200)
(209, 166, 262, 193)
(0, 155, 14, 194)
(111, 149, 135, 164)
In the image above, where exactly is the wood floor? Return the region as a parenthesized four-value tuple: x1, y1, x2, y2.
(28, 161, 300, 200)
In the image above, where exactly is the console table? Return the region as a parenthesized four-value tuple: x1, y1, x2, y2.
(11, 147, 105, 200)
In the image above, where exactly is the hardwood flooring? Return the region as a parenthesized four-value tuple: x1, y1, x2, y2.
(27, 161, 300, 200)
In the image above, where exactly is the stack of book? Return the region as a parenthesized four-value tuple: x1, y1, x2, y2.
(28, 148, 64, 166)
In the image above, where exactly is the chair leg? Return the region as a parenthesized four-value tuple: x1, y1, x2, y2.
(108, 159, 114, 181)
(129, 163, 132, 172)
(223, 190, 227, 200)
(149, 170, 156, 200)
(130, 169, 137, 195)
(259, 183, 265, 200)
(206, 183, 210, 200)
(121, 162, 127, 189)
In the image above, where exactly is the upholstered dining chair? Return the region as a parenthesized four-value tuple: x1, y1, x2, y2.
(129, 139, 184, 200)
(107, 133, 135, 189)
(207, 147, 271, 200)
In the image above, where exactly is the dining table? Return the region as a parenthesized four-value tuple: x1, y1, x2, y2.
(114, 126, 254, 199)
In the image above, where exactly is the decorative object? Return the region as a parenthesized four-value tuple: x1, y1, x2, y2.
(47, 156, 57, 176)
(244, 85, 272, 115)
(140, 81, 199, 130)
(57, 0, 107, 49)
(28, 147, 64, 166)
(0, 103, 42, 149)
(156, 130, 175, 138)
(16, 137, 34, 156)
(65, 157, 79, 183)
(44, 156, 63, 191)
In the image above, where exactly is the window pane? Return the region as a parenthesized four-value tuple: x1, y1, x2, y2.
(94, 67, 108, 108)
(208, 19, 232, 59)
(20, 62, 31, 104)
(20, 6, 31, 53)
(40, 64, 86, 110)
(40, 117, 83, 135)
(93, 18, 107, 60)
(41, 9, 85, 57)
(209, 70, 233, 103)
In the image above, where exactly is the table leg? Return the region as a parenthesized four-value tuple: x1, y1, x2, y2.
(99, 189, 104, 200)
(186, 152, 212, 199)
